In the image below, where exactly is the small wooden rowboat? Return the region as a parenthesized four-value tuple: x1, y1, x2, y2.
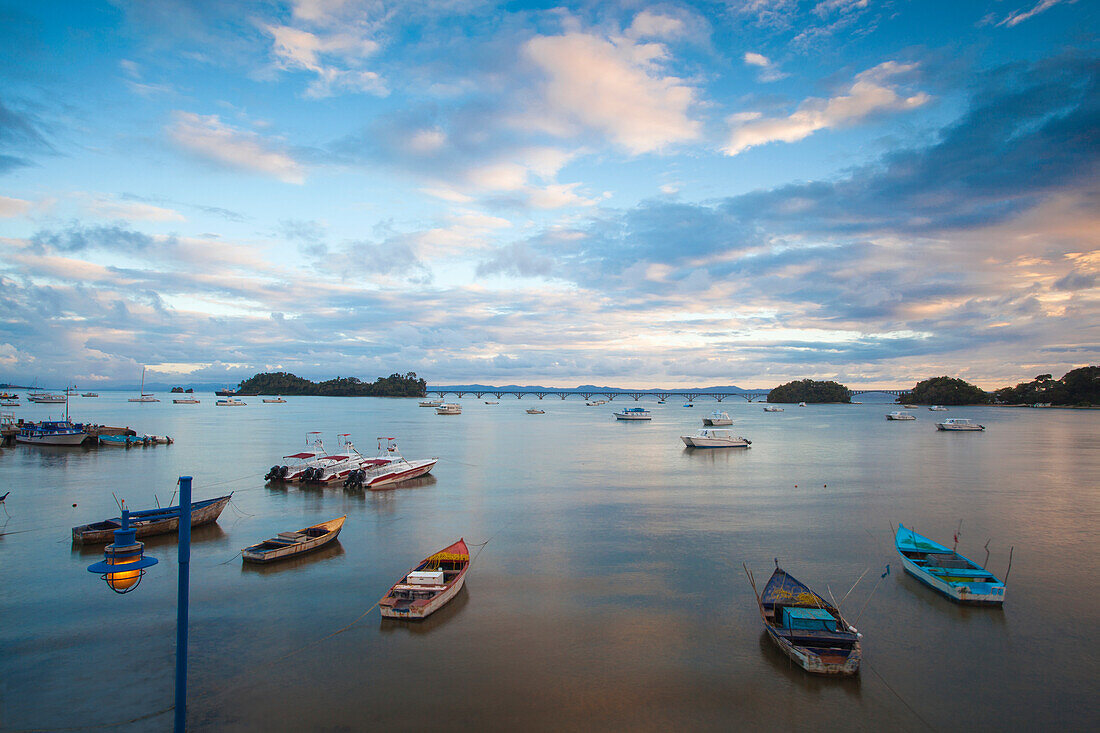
(895, 524, 1006, 604)
(379, 539, 470, 620)
(242, 515, 346, 563)
(72, 495, 232, 545)
(746, 565, 861, 676)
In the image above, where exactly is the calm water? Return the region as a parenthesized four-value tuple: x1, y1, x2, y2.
(1, 395, 1098, 731)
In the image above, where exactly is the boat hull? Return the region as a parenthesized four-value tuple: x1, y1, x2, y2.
(367, 459, 437, 489)
(764, 626, 861, 675)
(702, 418, 732, 426)
(17, 432, 87, 446)
(614, 413, 651, 420)
(681, 436, 750, 448)
(937, 424, 984, 431)
(72, 495, 231, 544)
(899, 554, 1005, 605)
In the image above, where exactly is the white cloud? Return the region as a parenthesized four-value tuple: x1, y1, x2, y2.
(743, 51, 787, 82)
(725, 61, 930, 155)
(744, 52, 770, 67)
(266, 23, 385, 98)
(626, 11, 686, 40)
(0, 195, 31, 218)
(89, 198, 185, 222)
(997, 0, 1073, 28)
(167, 111, 306, 184)
(522, 29, 701, 154)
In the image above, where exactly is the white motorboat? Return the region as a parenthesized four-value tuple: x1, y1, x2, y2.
(419, 399, 443, 407)
(436, 403, 462, 414)
(586, 399, 607, 406)
(1, 399, 18, 407)
(216, 397, 246, 406)
(702, 410, 732, 426)
(929, 405, 948, 411)
(128, 367, 159, 402)
(16, 419, 88, 446)
(263, 396, 286, 403)
(484, 400, 499, 404)
(902, 404, 919, 409)
(28, 393, 66, 404)
(614, 407, 651, 420)
(343, 438, 438, 490)
(681, 428, 751, 448)
(301, 434, 388, 484)
(886, 411, 916, 421)
(264, 433, 335, 482)
(82, 392, 98, 397)
(174, 397, 201, 404)
(763, 406, 784, 412)
(936, 418, 985, 431)
(799, 402, 807, 407)
(526, 408, 545, 414)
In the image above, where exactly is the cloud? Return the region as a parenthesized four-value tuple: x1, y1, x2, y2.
(997, 0, 1075, 28)
(0, 98, 53, 172)
(725, 61, 930, 155)
(0, 195, 31, 217)
(167, 111, 306, 183)
(522, 27, 701, 154)
(29, 222, 159, 253)
(743, 51, 787, 82)
(88, 197, 185, 222)
(265, 23, 386, 98)
(626, 11, 687, 40)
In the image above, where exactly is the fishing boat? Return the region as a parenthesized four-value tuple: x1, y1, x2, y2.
(98, 434, 149, 447)
(763, 406, 784, 412)
(173, 397, 201, 404)
(216, 397, 246, 406)
(435, 403, 462, 415)
(746, 565, 862, 676)
(16, 419, 88, 446)
(72, 494, 232, 545)
(128, 367, 159, 402)
(886, 411, 916, 421)
(702, 410, 733, 426)
(242, 515, 347, 563)
(419, 399, 443, 407)
(614, 407, 651, 420)
(895, 524, 1006, 605)
(379, 539, 471, 620)
(936, 418, 985, 431)
(343, 438, 437, 490)
(263, 396, 286, 403)
(681, 428, 751, 448)
(525, 408, 545, 414)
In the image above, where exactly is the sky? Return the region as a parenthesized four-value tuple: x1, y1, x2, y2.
(0, 0, 1097, 389)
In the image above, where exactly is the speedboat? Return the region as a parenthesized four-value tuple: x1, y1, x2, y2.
(419, 399, 443, 407)
(895, 524, 1005, 605)
(216, 397, 246, 406)
(763, 406, 784, 412)
(343, 438, 437, 490)
(265, 433, 333, 482)
(526, 408, 545, 414)
(436, 403, 462, 414)
(28, 393, 66, 404)
(614, 407, 651, 420)
(681, 429, 751, 448)
(936, 418, 985, 431)
(174, 397, 201, 404)
(929, 405, 948, 411)
(16, 419, 88, 446)
(702, 410, 732, 426)
(886, 411, 916, 420)
(82, 392, 98, 397)
(300, 434, 384, 484)
(263, 396, 287, 403)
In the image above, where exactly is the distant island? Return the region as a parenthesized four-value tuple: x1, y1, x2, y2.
(767, 379, 851, 403)
(235, 371, 427, 397)
(898, 368, 1098, 406)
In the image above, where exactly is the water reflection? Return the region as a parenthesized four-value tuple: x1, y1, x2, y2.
(378, 584, 469, 635)
(239, 542, 345, 575)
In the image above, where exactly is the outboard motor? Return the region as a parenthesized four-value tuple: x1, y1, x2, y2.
(265, 465, 279, 481)
(279, 465, 289, 478)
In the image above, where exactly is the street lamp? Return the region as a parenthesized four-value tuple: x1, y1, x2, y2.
(87, 475, 193, 732)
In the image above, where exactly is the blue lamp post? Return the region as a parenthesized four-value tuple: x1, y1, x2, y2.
(87, 475, 193, 732)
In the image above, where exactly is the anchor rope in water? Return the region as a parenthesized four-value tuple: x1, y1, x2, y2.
(863, 658, 938, 732)
(2, 704, 175, 731)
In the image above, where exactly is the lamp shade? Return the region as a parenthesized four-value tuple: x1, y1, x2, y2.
(87, 522, 159, 593)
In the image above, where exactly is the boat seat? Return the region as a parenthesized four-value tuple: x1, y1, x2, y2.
(278, 532, 306, 541)
(925, 567, 991, 577)
(267, 537, 298, 545)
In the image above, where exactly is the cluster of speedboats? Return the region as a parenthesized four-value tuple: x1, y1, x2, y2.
(264, 433, 437, 489)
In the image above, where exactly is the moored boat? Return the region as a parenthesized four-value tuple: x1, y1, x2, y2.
(216, 397, 247, 406)
(681, 428, 751, 448)
(28, 393, 67, 404)
(128, 367, 159, 402)
(419, 399, 443, 407)
(763, 406, 784, 412)
(16, 420, 88, 446)
(895, 524, 1006, 605)
(936, 418, 984, 431)
(702, 410, 732, 426)
(344, 439, 437, 490)
(886, 411, 916, 420)
(72, 494, 232, 544)
(174, 397, 201, 404)
(264, 433, 332, 482)
(242, 515, 346, 563)
(379, 539, 471, 620)
(82, 392, 98, 397)
(747, 565, 862, 676)
(98, 434, 148, 447)
(436, 403, 462, 415)
(614, 407, 651, 420)
(526, 408, 545, 414)
(929, 405, 948, 411)
(263, 396, 287, 403)
(300, 434, 383, 484)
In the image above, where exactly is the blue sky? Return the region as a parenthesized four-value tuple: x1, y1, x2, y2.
(1, 0, 1096, 388)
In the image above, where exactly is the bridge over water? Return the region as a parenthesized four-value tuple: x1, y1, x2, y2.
(427, 387, 910, 402)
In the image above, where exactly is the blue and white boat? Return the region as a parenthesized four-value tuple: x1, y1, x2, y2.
(614, 407, 651, 420)
(16, 420, 88, 446)
(895, 524, 1006, 605)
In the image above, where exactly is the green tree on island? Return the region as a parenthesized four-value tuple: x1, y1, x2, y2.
(993, 366, 1099, 406)
(236, 371, 427, 397)
(899, 376, 989, 405)
(767, 379, 851, 403)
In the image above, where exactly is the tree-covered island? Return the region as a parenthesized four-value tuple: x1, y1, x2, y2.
(235, 371, 427, 397)
(897, 376, 990, 406)
(767, 379, 851, 403)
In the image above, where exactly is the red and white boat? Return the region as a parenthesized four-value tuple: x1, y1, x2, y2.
(299, 434, 383, 484)
(264, 432, 333, 482)
(379, 539, 470, 619)
(343, 438, 437, 490)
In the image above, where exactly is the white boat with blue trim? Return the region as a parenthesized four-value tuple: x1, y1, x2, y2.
(614, 407, 651, 420)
